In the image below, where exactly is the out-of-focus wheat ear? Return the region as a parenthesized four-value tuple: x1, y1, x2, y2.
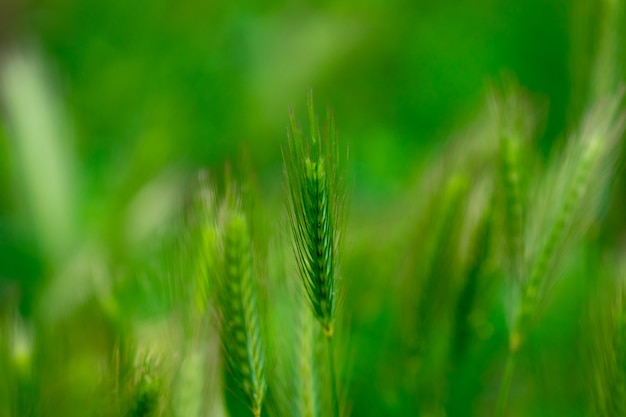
(297, 307, 320, 417)
(284, 91, 345, 339)
(514, 91, 625, 347)
(452, 176, 494, 361)
(490, 81, 541, 282)
(189, 171, 218, 316)
(500, 134, 525, 275)
(217, 209, 266, 417)
(497, 91, 624, 417)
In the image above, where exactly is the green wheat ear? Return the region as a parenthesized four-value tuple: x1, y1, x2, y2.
(283, 91, 346, 338)
(215, 203, 266, 417)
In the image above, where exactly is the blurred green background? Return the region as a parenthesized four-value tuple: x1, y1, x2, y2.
(0, 0, 587, 272)
(0, 0, 579, 199)
(1, 0, 625, 416)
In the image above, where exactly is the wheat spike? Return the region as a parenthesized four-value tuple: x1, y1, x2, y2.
(284, 91, 345, 338)
(217, 208, 266, 417)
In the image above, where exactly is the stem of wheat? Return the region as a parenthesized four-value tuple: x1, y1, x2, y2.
(297, 308, 320, 417)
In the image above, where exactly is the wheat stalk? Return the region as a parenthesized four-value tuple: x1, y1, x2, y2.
(296, 307, 321, 417)
(496, 90, 625, 416)
(215, 204, 266, 417)
(514, 91, 624, 348)
(284, 91, 346, 417)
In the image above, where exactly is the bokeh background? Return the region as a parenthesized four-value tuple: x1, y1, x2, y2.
(1, 0, 625, 416)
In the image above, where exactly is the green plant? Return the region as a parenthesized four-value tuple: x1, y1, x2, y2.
(2, 3, 626, 414)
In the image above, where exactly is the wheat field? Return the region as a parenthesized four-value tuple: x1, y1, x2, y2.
(1, 1, 626, 416)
